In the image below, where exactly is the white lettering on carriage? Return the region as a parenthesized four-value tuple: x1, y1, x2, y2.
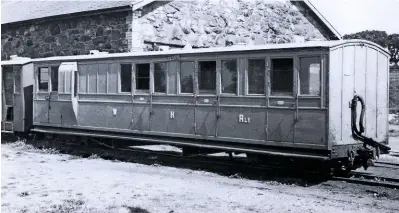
(239, 114, 250, 123)
(170, 111, 175, 119)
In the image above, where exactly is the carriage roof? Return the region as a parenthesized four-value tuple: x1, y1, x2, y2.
(1, 39, 389, 65)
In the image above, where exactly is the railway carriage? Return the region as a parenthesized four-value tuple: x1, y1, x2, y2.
(1, 56, 34, 133)
(1, 40, 392, 171)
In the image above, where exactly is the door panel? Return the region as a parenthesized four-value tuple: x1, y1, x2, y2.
(294, 111, 326, 145)
(196, 105, 217, 137)
(267, 110, 294, 142)
(49, 93, 61, 124)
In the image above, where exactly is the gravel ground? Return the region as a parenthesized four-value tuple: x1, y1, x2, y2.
(2, 141, 399, 213)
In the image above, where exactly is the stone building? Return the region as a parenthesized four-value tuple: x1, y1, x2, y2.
(1, 0, 341, 60)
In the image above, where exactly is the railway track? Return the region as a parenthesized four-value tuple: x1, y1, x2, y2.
(333, 171, 399, 189)
(374, 161, 399, 169)
(5, 138, 399, 189)
(388, 151, 399, 157)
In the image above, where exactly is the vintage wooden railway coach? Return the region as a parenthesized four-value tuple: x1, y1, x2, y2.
(1, 40, 391, 171)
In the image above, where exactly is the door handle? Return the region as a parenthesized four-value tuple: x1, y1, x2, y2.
(45, 95, 50, 100)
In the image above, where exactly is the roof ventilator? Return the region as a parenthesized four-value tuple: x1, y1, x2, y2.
(89, 50, 109, 55)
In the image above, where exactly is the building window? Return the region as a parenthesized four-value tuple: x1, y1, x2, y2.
(51, 66, 59, 92)
(154, 62, 167, 93)
(120, 64, 132, 93)
(38, 67, 49, 91)
(299, 57, 321, 96)
(198, 61, 216, 94)
(221, 60, 237, 94)
(248, 59, 265, 95)
(270, 58, 293, 95)
(136, 63, 150, 91)
(180, 62, 194, 93)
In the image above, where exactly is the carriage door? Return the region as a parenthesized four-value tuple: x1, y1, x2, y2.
(1, 66, 14, 131)
(48, 66, 62, 124)
(196, 60, 218, 137)
(37, 66, 61, 124)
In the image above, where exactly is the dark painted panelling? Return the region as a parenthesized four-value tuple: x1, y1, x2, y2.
(131, 105, 150, 131)
(24, 85, 33, 131)
(269, 98, 295, 108)
(13, 94, 23, 131)
(267, 110, 294, 142)
(196, 107, 217, 137)
(196, 97, 217, 105)
(78, 103, 133, 130)
(48, 93, 62, 124)
(219, 96, 265, 106)
(150, 105, 197, 135)
(134, 95, 150, 102)
(152, 96, 195, 104)
(78, 102, 107, 127)
(298, 98, 321, 108)
(79, 94, 132, 102)
(165, 105, 195, 134)
(294, 110, 326, 145)
(34, 101, 48, 123)
(150, 105, 171, 132)
(218, 107, 266, 141)
(58, 94, 72, 101)
(59, 102, 77, 126)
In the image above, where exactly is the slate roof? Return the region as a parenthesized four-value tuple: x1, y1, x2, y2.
(1, 0, 137, 24)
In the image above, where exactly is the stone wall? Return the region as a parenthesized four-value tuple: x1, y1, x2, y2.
(1, 0, 329, 59)
(1, 11, 132, 60)
(137, 0, 326, 51)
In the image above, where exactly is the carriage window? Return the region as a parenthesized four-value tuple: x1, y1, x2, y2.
(38, 67, 49, 91)
(51, 66, 59, 91)
(74, 72, 78, 97)
(299, 57, 321, 96)
(248, 59, 265, 94)
(199, 61, 216, 94)
(221, 60, 237, 94)
(120, 64, 132, 93)
(271, 58, 293, 95)
(154, 62, 167, 93)
(14, 68, 21, 94)
(136, 63, 150, 91)
(180, 61, 194, 93)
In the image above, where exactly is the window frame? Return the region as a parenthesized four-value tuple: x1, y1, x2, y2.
(178, 60, 195, 95)
(133, 62, 151, 94)
(13, 66, 21, 95)
(268, 56, 295, 97)
(197, 60, 217, 95)
(119, 63, 133, 94)
(245, 57, 267, 96)
(50, 65, 59, 92)
(220, 59, 239, 96)
(37, 66, 50, 93)
(297, 55, 322, 97)
(153, 61, 168, 94)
